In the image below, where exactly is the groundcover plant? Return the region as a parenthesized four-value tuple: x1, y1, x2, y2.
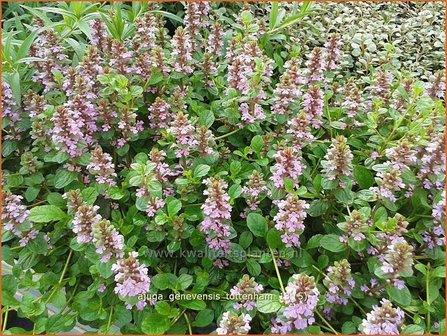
(1, 1, 446, 335)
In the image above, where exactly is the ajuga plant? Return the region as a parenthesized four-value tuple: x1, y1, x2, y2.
(1, 2, 445, 335)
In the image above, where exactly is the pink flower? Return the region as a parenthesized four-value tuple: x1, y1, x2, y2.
(240, 102, 265, 123)
(361, 299, 404, 334)
(87, 147, 117, 187)
(200, 177, 232, 253)
(171, 27, 194, 74)
(112, 251, 151, 310)
(271, 147, 305, 189)
(274, 194, 309, 247)
(93, 219, 125, 262)
(303, 85, 324, 128)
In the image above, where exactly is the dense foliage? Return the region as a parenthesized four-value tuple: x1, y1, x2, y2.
(1, 2, 445, 335)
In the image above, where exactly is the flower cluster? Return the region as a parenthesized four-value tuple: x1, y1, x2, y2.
(273, 194, 309, 247)
(338, 210, 369, 242)
(302, 85, 324, 128)
(375, 169, 406, 203)
(216, 311, 252, 335)
(169, 112, 197, 157)
(171, 27, 194, 74)
(385, 140, 417, 170)
(287, 112, 314, 150)
(2, 191, 36, 246)
(380, 237, 414, 281)
(112, 251, 151, 310)
(340, 79, 364, 119)
(321, 135, 353, 187)
(241, 171, 268, 211)
(230, 274, 264, 311)
(87, 147, 117, 187)
(51, 106, 84, 157)
(72, 204, 101, 244)
(272, 59, 302, 115)
(200, 176, 232, 253)
(361, 299, 405, 334)
(2, 2, 445, 334)
(324, 33, 342, 71)
(92, 219, 125, 262)
(418, 132, 445, 190)
(323, 259, 355, 306)
(147, 97, 173, 131)
(422, 193, 446, 249)
(271, 147, 305, 189)
(272, 274, 320, 333)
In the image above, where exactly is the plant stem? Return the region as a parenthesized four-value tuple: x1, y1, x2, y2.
(215, 128, 240, 141)
(41, 249, 74, 305)
(317, 323, 336, 333)
(269, 247, 285, 294)
(426, 263, 431, 332)
(184, 312, 192, 335)
(59, 249, 73, 284)
(171, 309, 186, 326)
(107, 306, 114, 331)
(2, 308, 9, 331)
(315, 309, 338, 334)
(349, 297, 366, 315)
(61, 281, 80, 314)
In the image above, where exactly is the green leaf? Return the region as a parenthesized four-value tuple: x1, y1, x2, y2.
(177, 299, 206, 310)
(414, 264, 426, 275)
(108, 187, 125, 200)
(6, 174, 23, 188)
(150, 10, 184, 24)
(54, 169, 78, 189)
(24, 187, 40, 202)
(17, 30, 38, 61)
(373, 207, 388, 225)
(266, 229, 284, 249)
(320, 234, 346, 253)
(230, 161, 241, 176)
(228, 184, 242, 199)
(353, 165, 375, 189)
(306, 234, 323, 249)
(386, 285, 411, 306)
(257, 293, 281, 313)
(432, 266, 445, 278)
(45, 314, 75, 334)
(141, 312, 170, 334)
(267, 1, 313, 34)
(334, 189, 354, 204)
(247, 213, 268, 237)
(308, 200, 329, 217)
(269, 2, 279, 30)
(341, 321, 356, 334)
(81, 187, 98, 205)
(151, 273, 177, 290)
(239, 231, 253, 249)
(250, 135, 264, 154)
(194, 164, 210, 178)
(155, 301, 172, 316)
(198, 110, 215, 128)
(401, 324, 425, 334)
(50, 290, 67, 309)
(291, 249, 314, 267)
(29, 205, 66, 223)
(247, 259, 261, 276)
(176, 273, 193, 290)
(167, 198, 182, 217)
(226, 243, 247, 263)
(27, 235, 48, 255)
(192, 309, 214, 327)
